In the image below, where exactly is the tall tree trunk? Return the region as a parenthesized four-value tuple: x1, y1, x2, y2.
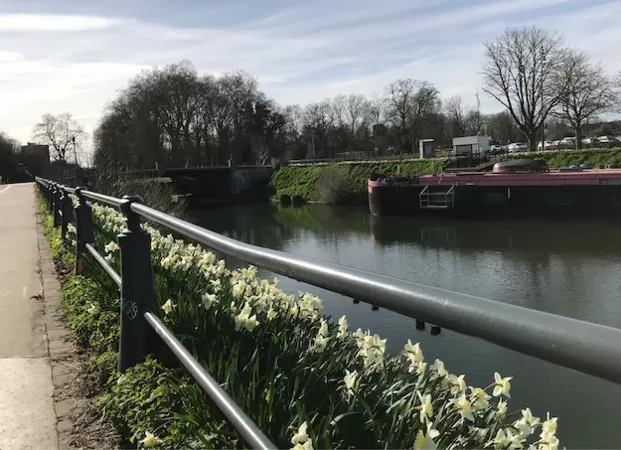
(575, 126, 583, 150)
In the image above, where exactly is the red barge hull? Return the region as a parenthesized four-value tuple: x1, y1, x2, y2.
(368, 169, 621, 219)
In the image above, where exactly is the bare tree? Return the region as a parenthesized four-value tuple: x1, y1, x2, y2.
(32, 113, 86, 164)
(367, 91, 385, 126)
(445, 95, 467, 137)
(482, 27, 567, 150)
(551, 50, 620, 149)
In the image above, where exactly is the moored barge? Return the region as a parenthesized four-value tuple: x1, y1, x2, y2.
(368, 160, 621, 219)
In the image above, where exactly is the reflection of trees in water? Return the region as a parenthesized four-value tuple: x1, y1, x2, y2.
(370, 215, 621, 256)
(189, 204, 290, 252)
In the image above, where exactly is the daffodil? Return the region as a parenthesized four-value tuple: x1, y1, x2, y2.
(266, 308, 277, 321)
(104, 254, 114, 264)
(452, 394, 474, 421)
(470, 387, 491, 411)
(416, 391, 433, 423)
(291, 421, 309, 445)
(404, 339, 424, 364)
(343, 369, 357, 392)
(497, 399, 507, 417)
(449, 374, 466, 394)
(291, 442, 313, 450)
(210, 278, 222, 292)
(313, 334, 328, 353)
(232, 280, 246, 298)
(520, 408, 540, 427)
(201, 293, 216, 310)
(318, 318, 329, 337)
(541, 413, 558, 436)
(161, 299, 175, 315)
(336, 315, 348, 339)
(430, 359, 448, 379)
(140, 431, 161, 448)
(415, 361, 427, 375)
(494, 428, 514, 449)
(414, 424, 439, 450)
(104, 241, 119, 253)
(493, 372, 512, 398)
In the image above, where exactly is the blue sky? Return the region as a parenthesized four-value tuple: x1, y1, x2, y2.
(1, 0, 620, 144)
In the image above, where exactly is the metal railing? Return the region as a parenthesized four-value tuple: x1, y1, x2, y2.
(35, 177, 621, 448)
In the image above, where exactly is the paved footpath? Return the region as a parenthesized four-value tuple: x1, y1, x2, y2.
(0, 183, 58, 449)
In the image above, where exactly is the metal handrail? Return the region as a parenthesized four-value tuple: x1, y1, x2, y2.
(144, 312, 274, 450)
(129, 201, 621, 384)
(85, 243, 122, 287)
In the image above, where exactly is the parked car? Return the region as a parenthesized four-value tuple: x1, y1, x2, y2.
(597, 136, 617, 145)
(489, 145, 504, 155)
(536, 141, 557, 150)
(558, 137, 576, 148)
(582, 137, 600, 145)
(506, 142, 529, 152)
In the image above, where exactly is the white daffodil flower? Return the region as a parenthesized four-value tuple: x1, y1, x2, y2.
(416, 391, 433, 424)
(414, 424, 440, 450)
(140, 431, 161, 448)
(313, 334, 328, 353)
(493, 372, 513, 398)
(318, 318, 329, 337)
(291, 421, 309, 445)
(336, 315, 348, 339)
(470, 387, 491, 411)
(201, 293, 216, 310)
(343, 369, 357, 392)
(449, 374, 466, 394)
(104, 241, 119, 253)
(430, 359, 448, 379)
(452, 394, 474, 422)
(161, 299, 175, 315)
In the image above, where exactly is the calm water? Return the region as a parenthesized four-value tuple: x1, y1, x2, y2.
(190, 204, 621, 448)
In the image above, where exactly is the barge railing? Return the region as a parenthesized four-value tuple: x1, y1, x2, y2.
(35, 177, 621, 449)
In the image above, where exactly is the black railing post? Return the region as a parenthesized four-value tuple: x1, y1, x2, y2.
(117, 195, 159, 372)
(74, 187, 94, 275)
(52, 184, 62, 227)
(60, 190, 74, 241)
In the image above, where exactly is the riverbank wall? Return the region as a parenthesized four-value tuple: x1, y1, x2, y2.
(271, 149, 621, 205)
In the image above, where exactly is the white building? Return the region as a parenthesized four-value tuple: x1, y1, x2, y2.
(452, 136, 490, 156)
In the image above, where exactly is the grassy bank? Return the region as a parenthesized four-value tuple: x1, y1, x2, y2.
(271, 149, 621, 205)
(37, 188, 559, 449)
(509, 148, 621, 168)
(271, 159, 447, 204)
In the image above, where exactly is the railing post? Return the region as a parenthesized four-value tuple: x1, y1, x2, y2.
(117, 195, 159, 372)
(52, 184, 61, 228)
(74, 188, 94, 275)
(60, 190, 74, 241)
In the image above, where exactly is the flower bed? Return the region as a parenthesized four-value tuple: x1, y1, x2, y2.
(56, 198, 560, 449)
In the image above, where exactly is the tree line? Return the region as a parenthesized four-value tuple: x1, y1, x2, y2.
(31, 26, 620, 170)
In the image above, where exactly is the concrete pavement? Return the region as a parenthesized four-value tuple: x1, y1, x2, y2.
(0, 183, 58, 449)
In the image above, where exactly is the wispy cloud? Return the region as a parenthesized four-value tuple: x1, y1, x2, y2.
(0, 13, 119, 32)
(0, 0, 619, 144)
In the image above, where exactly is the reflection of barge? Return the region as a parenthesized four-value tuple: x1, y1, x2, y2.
(368, 160, 621, 218)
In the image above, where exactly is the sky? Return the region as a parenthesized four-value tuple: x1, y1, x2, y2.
(1, 0, 620, 145)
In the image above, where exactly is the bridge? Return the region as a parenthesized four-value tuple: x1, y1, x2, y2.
(3, 176, 621, 449)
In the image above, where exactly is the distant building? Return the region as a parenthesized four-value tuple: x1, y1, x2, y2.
(20, 142, 50, 159)
(19, 142, 50, 177)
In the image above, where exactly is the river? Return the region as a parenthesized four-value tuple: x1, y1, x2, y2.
(190, 203, 621, 448)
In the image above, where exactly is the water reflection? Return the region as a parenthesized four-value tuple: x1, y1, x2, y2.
(190, 203, 621, 448)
